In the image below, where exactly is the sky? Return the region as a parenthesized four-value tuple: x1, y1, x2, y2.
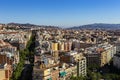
(0, 0, 120, 27)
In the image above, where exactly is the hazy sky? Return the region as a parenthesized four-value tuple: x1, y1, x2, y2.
(0, 0, 120, 27)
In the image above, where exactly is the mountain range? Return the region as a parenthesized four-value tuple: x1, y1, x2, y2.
(6, 23, 60, 29)
(1, 23, 120, 30)
(68, 23, 120, 30)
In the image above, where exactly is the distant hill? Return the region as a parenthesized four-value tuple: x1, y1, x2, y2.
(7, 23, 60, 29)
(7, 23, 37, 27)
(67, 23, 120, 30)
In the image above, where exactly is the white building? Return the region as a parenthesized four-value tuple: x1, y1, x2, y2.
(77, 57, 87, 77)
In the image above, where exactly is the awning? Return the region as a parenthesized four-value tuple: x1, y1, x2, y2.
(59, 71, 66, 77)
(47, 77, 52, 80)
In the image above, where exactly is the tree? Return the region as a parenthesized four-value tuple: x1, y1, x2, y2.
(11, 32, 35, 80)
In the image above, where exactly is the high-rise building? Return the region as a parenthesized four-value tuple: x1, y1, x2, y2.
(58, 42, 64, 51)
(51, 42, 58, 51)
(77, 57, 86, 77)
(64, 41, 72, 51)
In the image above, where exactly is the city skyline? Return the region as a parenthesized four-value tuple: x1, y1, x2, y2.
(0, 0, 120, 27)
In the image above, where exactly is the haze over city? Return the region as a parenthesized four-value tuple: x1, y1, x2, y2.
(0, 0, 120, 27)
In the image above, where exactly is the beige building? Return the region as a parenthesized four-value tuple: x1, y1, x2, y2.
(0, 64, 12, 80)
(33, 68, 51, 80)
(33, 63, 60, 80)
(64, 41, 72, 52)
(58, 42, 64, 51)
(84, 43, 116, 67)
(60, 51, 84, 63)
(51, 42, 58, 51)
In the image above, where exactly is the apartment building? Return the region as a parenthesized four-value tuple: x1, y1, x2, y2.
(84, 43, 116, 67)
(51, 42, 58, 51)
(60, 51, 87, 77)
(33, 63, 60, 80)
(0, 54, 13, 80)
